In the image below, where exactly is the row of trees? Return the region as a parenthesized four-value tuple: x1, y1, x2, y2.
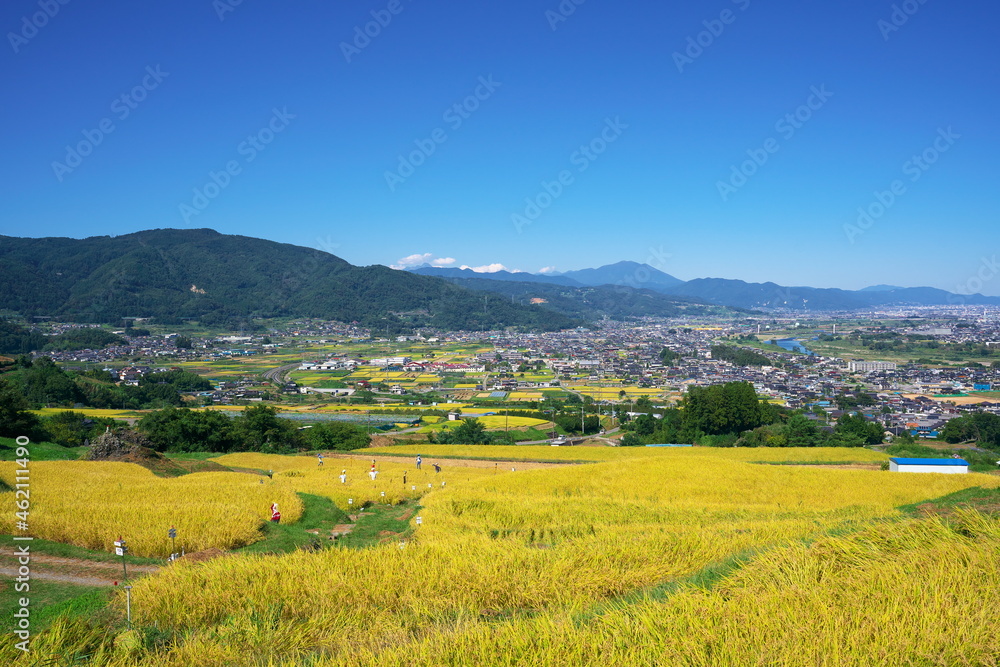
(427, 418, 515, 445)
(710, 345, 774, 367)
(620, 381, 885, 448)
(940, 412, 1000, 450)
(3, 358, 212, 410)
(0, 385, 371, 453)
(137, 406, 370, 453)
(0, 381, 117, 445)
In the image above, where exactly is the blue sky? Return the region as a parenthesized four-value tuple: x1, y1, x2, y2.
(2, 0, 998, 294)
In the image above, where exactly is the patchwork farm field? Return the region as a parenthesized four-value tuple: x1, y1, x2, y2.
(4, 446, 1000, 666)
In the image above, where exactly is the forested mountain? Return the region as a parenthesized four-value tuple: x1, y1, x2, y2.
(560, 261, 685, 291)
(0, 229, 580, 331)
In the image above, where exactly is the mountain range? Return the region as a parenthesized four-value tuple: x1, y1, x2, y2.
(412, 264, 1000, 311)
(0, 229, 583, 332)
(3, 229, 994, 336)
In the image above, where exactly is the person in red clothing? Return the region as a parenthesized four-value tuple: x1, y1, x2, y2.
(270, 502, 281, 523)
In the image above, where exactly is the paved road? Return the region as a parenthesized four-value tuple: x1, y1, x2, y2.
(262, 362, 300, 385)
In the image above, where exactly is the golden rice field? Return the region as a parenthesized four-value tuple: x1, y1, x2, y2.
(0, 462, 302, 557)
(569, 386, 665, 400)
(29, 408, 144, 419)
(417, 415, 550, 433)
(5, 449, 1000, 666)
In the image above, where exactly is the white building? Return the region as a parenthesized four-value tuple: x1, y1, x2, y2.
(889, 457, 968, 474)
(848, 361, 897, 372)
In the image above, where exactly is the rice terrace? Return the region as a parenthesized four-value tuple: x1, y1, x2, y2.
(3, 442, 1000, 665)
(4, 1, 1000, 662)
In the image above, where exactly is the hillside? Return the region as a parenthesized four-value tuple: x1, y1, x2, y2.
(0, 229, 580, 332)
(439, 276, 744, 320)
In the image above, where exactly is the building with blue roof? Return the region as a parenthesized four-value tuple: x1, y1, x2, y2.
(889, 457, 968, 474)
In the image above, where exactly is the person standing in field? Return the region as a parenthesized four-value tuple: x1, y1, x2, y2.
(433, 463, 441, 473)
(270, 503, 281, 523)
(317, 452, 324, 466)
(339, 470, 347, 484)
(403, 471, 407, 485)
(416, 455, 422, 470)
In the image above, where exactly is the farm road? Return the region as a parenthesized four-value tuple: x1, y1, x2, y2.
(0, 550, 160, 587)
(321, 452, 570, 470)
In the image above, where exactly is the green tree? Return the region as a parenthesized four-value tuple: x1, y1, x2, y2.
(18, 357, 84, 407)
(138, 407, 240, 452)
(305, 422, 370, 451)
(42, 411, 117, 447)
(232, 405, 304, 453)
(619, 432, 644, 447)
(0, 379, 46, 440)
(683, 382, 770, 436)
(451, 418, 489, 444)
(834, 413, 883, 446)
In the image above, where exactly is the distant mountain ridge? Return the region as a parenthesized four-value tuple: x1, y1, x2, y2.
(410, 262, 999, 311)
(429, 275, 745, 320)
(560, 261, 685, 291)
(411, 266, 583, 287)
(667, 279, 1000, 310)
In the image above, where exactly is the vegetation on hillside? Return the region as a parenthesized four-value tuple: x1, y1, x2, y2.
(0, 229, 581, 331)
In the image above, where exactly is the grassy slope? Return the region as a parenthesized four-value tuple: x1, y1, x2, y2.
(0, 437, 85, 461)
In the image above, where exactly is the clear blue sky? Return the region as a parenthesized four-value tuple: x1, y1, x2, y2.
(2, 0, 998, 294)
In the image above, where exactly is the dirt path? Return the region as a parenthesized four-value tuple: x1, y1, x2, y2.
(321, 452, 571, 470)
(0, 551, 161, 573)
(780, 463, 882, 470)
(0, 567, 117, 587)
(0, 551, 161, 587)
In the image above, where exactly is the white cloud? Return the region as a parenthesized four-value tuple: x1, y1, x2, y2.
(390, 253, 455, 270)
(460, 263, 512, 273)
(538, 266, 557, 274)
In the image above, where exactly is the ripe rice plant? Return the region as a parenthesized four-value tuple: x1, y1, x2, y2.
(4, 449, 998, 666)
(0, 461, 302, 557)
(15, 452, 988, 666)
